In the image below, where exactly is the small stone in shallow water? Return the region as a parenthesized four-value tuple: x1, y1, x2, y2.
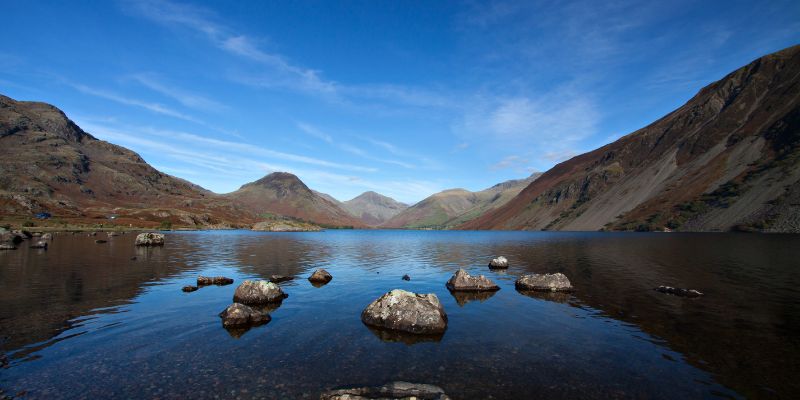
(197, 276, 234, 286)
(488, 256, 509, 269)
(402, 274, 411, 281)
(269, 275, 294, 283)
(308, 268, 333, 284)
(182, 285, 198, 292)
(29, 241, 48, 249)
(655, 286, 703, 297)
(130, 256, 137, 261)
(515, 273, 573, 292)
(95, 239, 107, 244)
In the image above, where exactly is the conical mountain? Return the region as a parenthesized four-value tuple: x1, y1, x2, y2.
(226, 172, 364, 227)
(342, 191, 408, 226)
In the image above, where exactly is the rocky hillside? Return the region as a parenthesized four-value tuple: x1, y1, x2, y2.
(226, 172, 364, 228)
(463, 45, 800, 232)
(0, 94, 247, 228)
(341, 191, 408, 226)
(383, 173, 541, 229)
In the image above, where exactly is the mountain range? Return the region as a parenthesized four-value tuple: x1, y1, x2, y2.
(1, 45, 798, 232)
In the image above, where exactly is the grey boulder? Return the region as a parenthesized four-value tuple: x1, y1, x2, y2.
(515, 273, 573, 292)
(218, 303, 271, 328)
(233, 280, 287, 304)
(446, 269, 499, 292)
(361, 289, 447, 335)
(135, 232, 165, 246)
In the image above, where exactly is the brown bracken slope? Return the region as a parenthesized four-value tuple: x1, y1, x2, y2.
(0, 95, 360, 228)
(461, 44, 800, 232)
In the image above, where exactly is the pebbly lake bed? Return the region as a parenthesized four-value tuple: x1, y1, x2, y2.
(0, 230, 798, 399)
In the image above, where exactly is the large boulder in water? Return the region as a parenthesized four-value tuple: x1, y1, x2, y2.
(233, 280, 287, 304)
(515, 273, 573, 292)
(361, 289, 447, 335)
(488, 256, 508, 269)
(218, 303, 271, 328)
(135, 232, 165, 246)
(321, 381, 451, 400)
(446, 269, 499, 292)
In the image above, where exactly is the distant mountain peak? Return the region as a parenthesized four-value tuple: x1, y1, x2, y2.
(342, 191, 407, 226)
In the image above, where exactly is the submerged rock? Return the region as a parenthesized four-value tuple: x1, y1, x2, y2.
(655, 286, 703, 297)
(182, 285, 198, 292)
(321, 381, 451, 400)
(218, 303, 271, 328)
(0, 243, 16, 250)
(233, 280, 287, 304)
(107, 232, 119, 237)
(515, 273, 573, 292)
(488, 256, 509, 269)
(361, 289, 447, 335)
(446, 269, 499, 292)
(134, 232, 165, 246)
(29, 240, 48, 249)
(269, 275, 294, 283)
(197, 276, 234, 286)
(95, 239, 107, 244)
(308, 268, 333, 284)
(402, 274, 411, 281)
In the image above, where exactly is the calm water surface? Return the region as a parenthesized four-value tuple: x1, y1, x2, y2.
(0, 230, 798, 399)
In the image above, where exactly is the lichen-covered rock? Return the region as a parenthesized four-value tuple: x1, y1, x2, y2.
(515, 273, 573, 292)
(197, 276, 234, 286)
(321, 381, 451, 400)
(135, 232, 165, 246)
(182, 285, 198, 292)
(488, 256, 508, 269)
(655, 286, 703, 297)
(308, 268, 333, 283)
(29, 240, 48, 249)
(446, 269, 499, 292)
(233, 280, 287, 304)
(218, 303, 271, 328)
(361, 289, 447, 335)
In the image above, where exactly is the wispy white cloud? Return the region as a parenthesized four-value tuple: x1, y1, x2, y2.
(296, 121, 333, 144)
(69, 82, 203, 123)
(130, 74, 228, 111)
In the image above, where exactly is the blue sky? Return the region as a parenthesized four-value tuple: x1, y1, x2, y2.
(1, 0, 798, 204)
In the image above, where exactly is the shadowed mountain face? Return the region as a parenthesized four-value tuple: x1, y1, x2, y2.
(0, 95, 247, 228)
(463, 45, 800, 232)
(226, 172, 365, 228)
(383, 173, 541, 229)
(341, 191, 408, 226)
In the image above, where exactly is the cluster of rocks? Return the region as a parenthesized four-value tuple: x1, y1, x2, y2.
(321, 381, 450, 400)
(1, 229, 54, 250)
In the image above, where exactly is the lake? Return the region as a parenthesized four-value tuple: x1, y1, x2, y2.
(1, 230, 798, 399)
